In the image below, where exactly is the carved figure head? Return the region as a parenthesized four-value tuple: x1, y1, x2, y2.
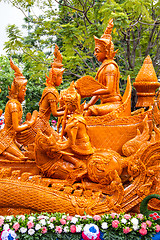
(94, 19, 118, 61)
(8, 59, 27, 102)
(45, 44, 65, 87)
(60, 82, 81, 113)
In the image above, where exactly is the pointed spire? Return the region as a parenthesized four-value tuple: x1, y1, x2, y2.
(10, 58, 23, 77)
(52, 44, 64, 68)
(135, 55, 158, 83)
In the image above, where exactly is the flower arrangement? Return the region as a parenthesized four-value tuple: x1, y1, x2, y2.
(0, 212, 160, 240)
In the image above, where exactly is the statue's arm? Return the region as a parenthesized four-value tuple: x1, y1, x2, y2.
(48, 93, 64, 117)
(93, 64, 116, 96)
(10, 103, 37, 132)
(12, 111, 30, 132)
(84, 95, 99, 110)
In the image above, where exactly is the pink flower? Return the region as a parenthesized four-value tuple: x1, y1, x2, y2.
(141, 222, 147, 229)
(112, 220, 119, 228)
(27, 221, 34, 229)
(155, 224, 160, 233)
(55, 226, 62, 234)
(124, 214, 131, 220)
(111, 213, 117, 219)
(66, 216, 72, 221)
(42, 227, 47, 234)
(60, 219, 66, 225)
(81, 216, 87, 220)
(18, 215, 25, 221)
(123, 227, 131, 234)
(137, 214, 144, 220)
(146, 220, 152, 227)
(93, 215, 101, 221)
(70, 225, 76, 233)
(139, 228, 147, 235)
(13, 222, 20, 231)
(50, 217, 56, 222)
(0, 218, 4, 226)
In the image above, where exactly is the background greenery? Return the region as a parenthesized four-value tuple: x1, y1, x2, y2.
(0, 0, 159, 116)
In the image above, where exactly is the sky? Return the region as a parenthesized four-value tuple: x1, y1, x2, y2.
(0, 2, 26, 54)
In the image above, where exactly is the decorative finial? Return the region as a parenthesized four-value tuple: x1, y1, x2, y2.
(102, 18, 114, 38)
(10, 58, 23, 77)
(52, 44, 63, 68)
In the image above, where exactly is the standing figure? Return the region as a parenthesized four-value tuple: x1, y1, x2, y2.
(0, 59, 37, 161)
(16, 44, 65, 146)
(84, 19, 122, 116)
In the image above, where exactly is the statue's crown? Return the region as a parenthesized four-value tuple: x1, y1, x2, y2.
(46, 44, 65, 86)
(8, 59, 27, 99)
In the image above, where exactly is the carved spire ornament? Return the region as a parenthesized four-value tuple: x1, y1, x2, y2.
(45, 44, 65, 86)
(133, 55, 160, 108)
(8, 59, 27, 99)
(94, 19, 118, 59)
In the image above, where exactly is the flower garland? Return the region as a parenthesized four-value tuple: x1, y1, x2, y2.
(0, 212, 160, 240)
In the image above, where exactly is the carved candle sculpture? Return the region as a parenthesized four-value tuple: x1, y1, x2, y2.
(0, 21, 160, 217)
(84, 19, 123, 116)
(133, 55, 160, 108)
(0, 59, 37, 161)
(16, 44, 65, 147)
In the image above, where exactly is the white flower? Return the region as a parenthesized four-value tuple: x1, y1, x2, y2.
(76, 225, 82, 233)
(39, 219, 46, 226)
(5, 216, 13, 222)
(0, 216, 4, 220)
(62, 215, 66, 219)
(20, 227, 27, 233)
(131, 218, 139, 225)
(75, 215, 81, 218)
(49, 223, 54, 229)
(101, 222, 108, 229)
(3, 224, 9, 230)
(35, 224, 41, 231)
(28, 216, 35, 222)
(64, 226, 69, 233)
(28, 229, 35, 235)
(71, 217, 78, 224)
(133, 224, 139, 231)
(121, 218, 127, 224)
(1, 230, 9, 239)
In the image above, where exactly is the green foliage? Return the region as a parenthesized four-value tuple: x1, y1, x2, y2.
(0, 211, 159, 240)
(0, 56, 14, 111)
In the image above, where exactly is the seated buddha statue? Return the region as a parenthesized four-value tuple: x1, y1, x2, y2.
(0, 59, 37, 161)
(84, 19, 122, 116)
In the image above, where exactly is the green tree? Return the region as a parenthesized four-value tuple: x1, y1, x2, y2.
(1, 0, 160, 104)
(0, 56, 14, 111)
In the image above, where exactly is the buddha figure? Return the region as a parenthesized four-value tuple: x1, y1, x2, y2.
(16, 44, 65, 147)
(0, 59, 37, 161)
(84, 19, 122, 116)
